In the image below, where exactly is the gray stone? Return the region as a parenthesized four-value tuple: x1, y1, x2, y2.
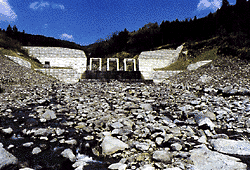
(195, 113, 215, 130)
(211, 134, 229, 139)
(198, 74, 212, 83)
(32, 128, 53, 136)
(2, 127, 13, 134)
(55, 128, 65, 136)
(101, 135, 129, 155)
(152, 150, 172, 163)
(84, 135, 94, 140)
(61, 148, 76, 162)
(164, 168, 182, 170)
(155, 137, 164, 146)
(41, 109, 57, 120)
(108, 163, 127, 170)
(210, 139, 250, 156)
(171, 143, 182, 151)
(111, 122, 123, 129)
(135, 143, 150, 151)
(140, 103, 153, 111)
(0, 143, 18, 169)
(65, 139, 77, 145)
(190, 144, 247, 170)
(32, 147, 42, 155)
(140, 164, 155, 170)
(23, 142, 34, 147)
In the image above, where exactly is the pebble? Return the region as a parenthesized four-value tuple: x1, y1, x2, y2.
(32, 147, 42, 155)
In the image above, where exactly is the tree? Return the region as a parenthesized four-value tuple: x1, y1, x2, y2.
(236, 0, 246, 6)
(13, 25, 18, 33)
(222, 0, 230, 8)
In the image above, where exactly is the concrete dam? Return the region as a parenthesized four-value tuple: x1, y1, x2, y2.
(20, 45, 185, 83)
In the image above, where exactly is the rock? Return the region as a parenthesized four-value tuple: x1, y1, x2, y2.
(189, 144, 247, 170)
(203, 110, 216, 121)
(171, 143, 182, 151)
(135, 143, 150, 151)
(19, 168, 35, 170)
(140, 164, 155, 170)
(32, 147, 42, 154)
(41, 109, 57, 120)
(210, 139, 250, 156)
(61, 148, 76, 162)
(195, 113, 215, 130)
(198, 74, 212, 83)
(0, 143, 18, 169)
(7, 145, 14, 149)
(55, 128, 65, 136)
(155, 137, 164, 146)
(72, 154, 95, 170)
(152, 150, 172, 163)
(111, 122, 124, 129)
(211, 134, 229, 139)
(65, 139, 77, 145)
(164, 168, 182, 170)
(32, 128, 53, 136)
(140, 103, 153, 111)
(108, 163, 127, 170)
(84, 135, 94, 140)
(101, 135, 129, 155)
(2, 127, 13, 134)
(23, 142, 34, 147)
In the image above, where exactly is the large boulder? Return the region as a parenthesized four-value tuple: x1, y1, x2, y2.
(101, 135, 129, 155)
(61, 148, 76, 162)
(40, 109, 57, 120)
(152, 150, 172, 163)
(0, 143, 18, 169)
(210, 139, 250, 156)
(189, 144, 247, 170)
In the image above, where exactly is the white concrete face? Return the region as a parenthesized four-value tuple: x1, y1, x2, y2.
(36, 68, 81, 84)
(123, 58, 136, 71)
(107, 58, 119, 71)
(90, 58, 102, 71)
(138, 44, 184, 79)
(37, 57, 87, 73)
(23, 46, 87, 73)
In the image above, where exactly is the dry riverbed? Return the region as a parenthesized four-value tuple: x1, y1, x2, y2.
(0, 55, 250, 170)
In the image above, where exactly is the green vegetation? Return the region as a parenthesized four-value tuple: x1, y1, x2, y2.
(155, 32, 250, 71)
(154, 47, 218, 71)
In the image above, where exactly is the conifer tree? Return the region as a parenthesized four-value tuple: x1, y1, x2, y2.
(222, 0, 229, 8)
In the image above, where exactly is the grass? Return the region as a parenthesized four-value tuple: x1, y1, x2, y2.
(153, 36, 224, 71)
(0, 48, 44, 69)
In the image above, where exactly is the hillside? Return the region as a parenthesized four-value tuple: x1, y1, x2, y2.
(0, 34, 250, 170)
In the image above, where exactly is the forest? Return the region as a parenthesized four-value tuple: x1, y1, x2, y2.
(1, 0, 250, 60)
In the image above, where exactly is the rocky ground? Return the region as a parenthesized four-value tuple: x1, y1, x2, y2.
(0, 54, 250, 170)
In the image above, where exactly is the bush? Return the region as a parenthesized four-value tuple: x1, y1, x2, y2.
(217, 45, 239, 56)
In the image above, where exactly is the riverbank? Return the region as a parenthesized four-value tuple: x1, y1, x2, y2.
(0, 54, 250, 170)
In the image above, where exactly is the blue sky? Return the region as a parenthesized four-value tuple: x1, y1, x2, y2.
(0, 0, 236, 46)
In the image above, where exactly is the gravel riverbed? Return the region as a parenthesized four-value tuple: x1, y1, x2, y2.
(1, 55, 250, 170)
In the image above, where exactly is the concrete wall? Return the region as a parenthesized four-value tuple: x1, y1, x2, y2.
(35, 68, 81, 84)
(5, 55, 31, 69)
(23, 47, 87, 73)
(138, 44, 184, 79)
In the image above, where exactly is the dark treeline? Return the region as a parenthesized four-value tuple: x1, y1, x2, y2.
(1, 0, 250, 59)
(0, 26, 88, 53)
(88, 0, 250, 58)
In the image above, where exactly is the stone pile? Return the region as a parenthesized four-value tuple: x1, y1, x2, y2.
(0, 54, 250, 170)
